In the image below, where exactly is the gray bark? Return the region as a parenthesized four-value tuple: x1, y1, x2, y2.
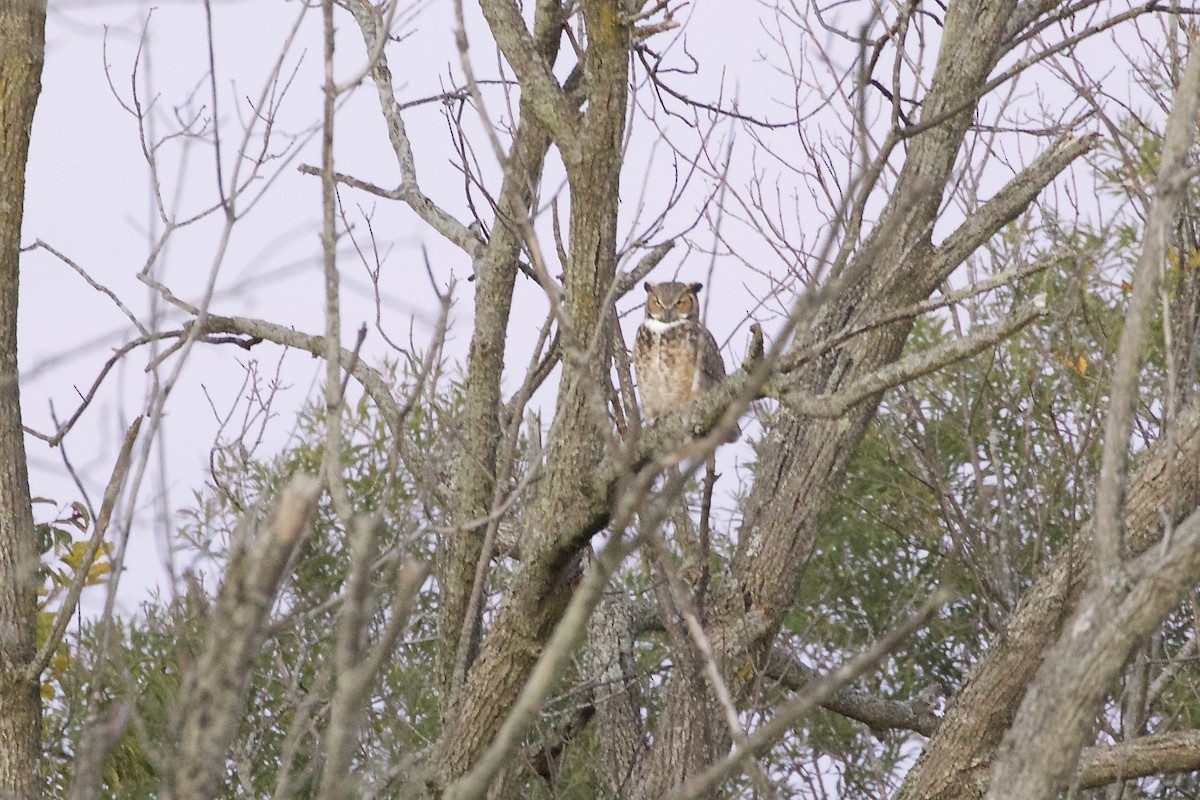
(897, 379, 1200, 800)
(169, 477, 320, 800)
(984, 43, 1200, 800)
(0, 1, 46, 796)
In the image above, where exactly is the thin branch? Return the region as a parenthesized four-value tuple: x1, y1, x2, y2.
(785, 257, 1055, 372)
(929, 133, 1099, 284)
(24, 331, 183, 446)
(32, 241, 149, 337)
(663, 587, 954, 800)
(346, 0, 482, 256)
(475, 0, 581, 150)
(778, 298, 1047, 418)
(26, 418, 142, 680)
(1092, 44, 1200, 574)
(197, 313, 405, 437)
(763, 646, 942, 737)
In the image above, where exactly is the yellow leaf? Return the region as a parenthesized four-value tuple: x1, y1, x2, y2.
(84, 561, 113, 586)
(40, 682, 56, 701)
(60, 541, 89, 570)
(50, 652, 71, 679)
(1076, 355, 1088, 375)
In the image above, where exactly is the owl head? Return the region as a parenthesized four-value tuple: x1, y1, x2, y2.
(643, 281, 703, 324)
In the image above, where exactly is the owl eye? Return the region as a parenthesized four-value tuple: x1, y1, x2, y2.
(675, 298, 692, 312)
(647, 296, 661, 310)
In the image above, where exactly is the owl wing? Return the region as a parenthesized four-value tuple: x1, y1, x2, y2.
(697, 324, 741, 441)
(696, 325, 728, 389)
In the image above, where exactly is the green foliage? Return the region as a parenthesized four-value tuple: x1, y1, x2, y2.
(43, 369, 455, 798)
(775, 192, 1182, 794)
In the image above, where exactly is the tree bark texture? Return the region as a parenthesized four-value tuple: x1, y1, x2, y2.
(439, 40, 558, 706)
(439, 104, 552, 701)
(982, 44, 1200, 800)
(433, 0, 628, 785)
(632, 3, 1055, 794)
(425, 2, 1114, 796)
(169, 477, 320, 800)
(897, 397, 1200, 800)
(0, 1, 46, 797)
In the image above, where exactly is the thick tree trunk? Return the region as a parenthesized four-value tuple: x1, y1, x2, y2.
(632, 2, 1024, 793)
(432, 0, 628, 787)
(439, 107, 552, 700)
(0, 1, 46, 797)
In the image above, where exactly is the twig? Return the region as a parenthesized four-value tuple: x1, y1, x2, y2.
(26, 417, 143, 680)
(778, 297, 1047, 418)
(33, 240, 149, 337)
(1092, 44, 1200, 574)
(663, 587, 954, 800)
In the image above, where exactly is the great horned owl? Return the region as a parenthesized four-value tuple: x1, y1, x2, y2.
(633, 281, 739, 441)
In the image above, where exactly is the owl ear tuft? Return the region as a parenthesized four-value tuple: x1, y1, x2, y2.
(644, 282, 653, 293)
(690, 282, 704, 294)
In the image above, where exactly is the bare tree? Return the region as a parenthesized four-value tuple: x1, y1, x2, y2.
(8, 1, 1200, 799)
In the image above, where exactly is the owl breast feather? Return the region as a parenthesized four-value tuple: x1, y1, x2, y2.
(634, 322, 706, 424)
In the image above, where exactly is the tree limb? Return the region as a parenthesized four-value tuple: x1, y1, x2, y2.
(929, 133, 1098, 284)
(763, 647, 943, 738)
(347, 1, 482, 257)
(476, 0, 581, 149)
(1091, 41, 1200, 574)
(26, 417, 142, 681)
(1076, 730, 1200, 790)
(776, 298, 1047, 418)
(169, 475, 321, 800)
(662, 588, 954, 800)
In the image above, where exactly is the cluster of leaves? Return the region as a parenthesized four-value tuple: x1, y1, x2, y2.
(34, 500, 113, 704)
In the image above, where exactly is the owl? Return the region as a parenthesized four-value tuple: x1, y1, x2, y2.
(633, 281, 739, 441)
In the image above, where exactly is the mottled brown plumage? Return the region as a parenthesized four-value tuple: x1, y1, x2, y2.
(633, 281, 739, 441)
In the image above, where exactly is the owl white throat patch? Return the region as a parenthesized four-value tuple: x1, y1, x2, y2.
(641, 317, 688, 334)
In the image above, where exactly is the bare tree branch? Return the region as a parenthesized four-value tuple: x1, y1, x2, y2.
(476, 0, 582, 149)
(763, 647, 943, 738)
(1076, 730, 1200, 790)
(169, 475, 321, 800)
(1091, 42, 1200, 574)
(777, 297, 1047, 418)
(346, 1, 482, 256)
(662, 588, 954, 800)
